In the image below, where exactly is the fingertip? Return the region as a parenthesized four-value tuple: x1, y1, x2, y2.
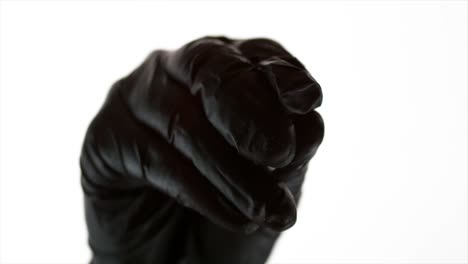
(264, 183, 297, 231)
(281, 79, 322, 114)
(260, 59, 323, 115)
(242, 122, 296, 168)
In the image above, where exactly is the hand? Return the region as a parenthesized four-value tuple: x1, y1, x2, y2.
(80, 36, 324, 264)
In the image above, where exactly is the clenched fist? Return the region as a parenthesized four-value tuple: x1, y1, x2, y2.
(80, 36, 324, 264)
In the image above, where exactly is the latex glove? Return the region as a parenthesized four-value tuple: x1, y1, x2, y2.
(80, 36, 324, 264)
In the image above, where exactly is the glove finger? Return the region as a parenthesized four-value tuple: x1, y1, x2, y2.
(121, 51, 296, 231)
(289, 110, 325, 167)
(81, 85, 258, 234)
(273, 110, 325, 199)
(234, 38, 305, 67)
(166, 36, 295, 168)
(235, 38, 323, 115)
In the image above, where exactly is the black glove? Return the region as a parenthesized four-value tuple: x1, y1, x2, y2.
(80, 36, 324, 264)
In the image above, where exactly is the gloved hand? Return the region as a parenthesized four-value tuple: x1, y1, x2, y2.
(80, 36, 324, 264)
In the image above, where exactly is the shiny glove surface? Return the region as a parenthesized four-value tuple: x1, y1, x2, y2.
(80, 36, 324, 264)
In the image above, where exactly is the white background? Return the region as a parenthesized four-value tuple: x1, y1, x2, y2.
(0, 1, 467, 263)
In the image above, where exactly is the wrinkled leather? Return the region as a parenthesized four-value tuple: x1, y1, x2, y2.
(80, 36, 324, 264)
